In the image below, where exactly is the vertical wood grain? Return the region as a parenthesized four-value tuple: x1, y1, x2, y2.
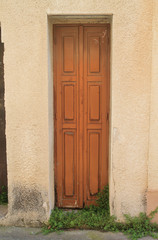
(54, 24, 110, 208)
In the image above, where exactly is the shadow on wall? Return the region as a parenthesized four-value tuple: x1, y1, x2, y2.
(0, 27, 7, 194)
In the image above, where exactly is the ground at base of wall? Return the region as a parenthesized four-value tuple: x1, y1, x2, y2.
(0, 227, 155, 240)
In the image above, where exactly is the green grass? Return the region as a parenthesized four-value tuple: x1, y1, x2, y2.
(43, 186, 158, 240)
(0, 186, 8, 205)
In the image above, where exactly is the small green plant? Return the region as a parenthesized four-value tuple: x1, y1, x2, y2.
(121, 212, 158, 240)
(0, 186, 8, 205)
(96, 185, 109, 212)
(43, 185, 158, 240)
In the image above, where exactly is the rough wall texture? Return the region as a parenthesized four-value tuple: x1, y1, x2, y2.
(147, 0, 158, 222)
(0, 0, 155, 225)
(148, 0, 158, 191)
(0, 31, 7, 193)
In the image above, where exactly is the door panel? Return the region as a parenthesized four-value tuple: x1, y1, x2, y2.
(54, 26, 79, 207)
(54, 24, 110, 208)
(88, 83, 101, 123)
(62, 83, 77, 123)
(89, 36, 100, 73)
(83, 26, 109, 206)
(63, 36, 74, 72)
(63, 130, 76, 197)
(60, 27, 78, 81)
(88, 131, 100, 196)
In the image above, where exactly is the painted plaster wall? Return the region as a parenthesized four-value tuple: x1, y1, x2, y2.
(148, 0, 158, 191)
(147, 0, 158, 222)
(0, 0, 154, 225)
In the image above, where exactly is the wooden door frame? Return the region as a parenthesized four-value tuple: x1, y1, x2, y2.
(52, 21, 111, 208)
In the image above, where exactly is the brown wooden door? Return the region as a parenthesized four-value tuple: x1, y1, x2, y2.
(54, 24, 110, 208)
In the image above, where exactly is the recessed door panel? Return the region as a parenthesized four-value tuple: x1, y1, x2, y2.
(88, 131, 100, 196)
(63, 37, 74, 73)
(63, 130, 76, 198)
(62, 83, 77, 123)
(64, 85, 74, 120)
(89, 37, 100, 73)
(88, 83, 101, 123)
(54, 24, 110, 208)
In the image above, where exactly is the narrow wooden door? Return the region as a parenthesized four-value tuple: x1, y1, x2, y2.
(54, 24, 110, 208)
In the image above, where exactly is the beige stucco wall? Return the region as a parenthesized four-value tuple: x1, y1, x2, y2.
(148, 0, 158, 191)
(0, 0, 156, 225)
(147, 0, 158, 222)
